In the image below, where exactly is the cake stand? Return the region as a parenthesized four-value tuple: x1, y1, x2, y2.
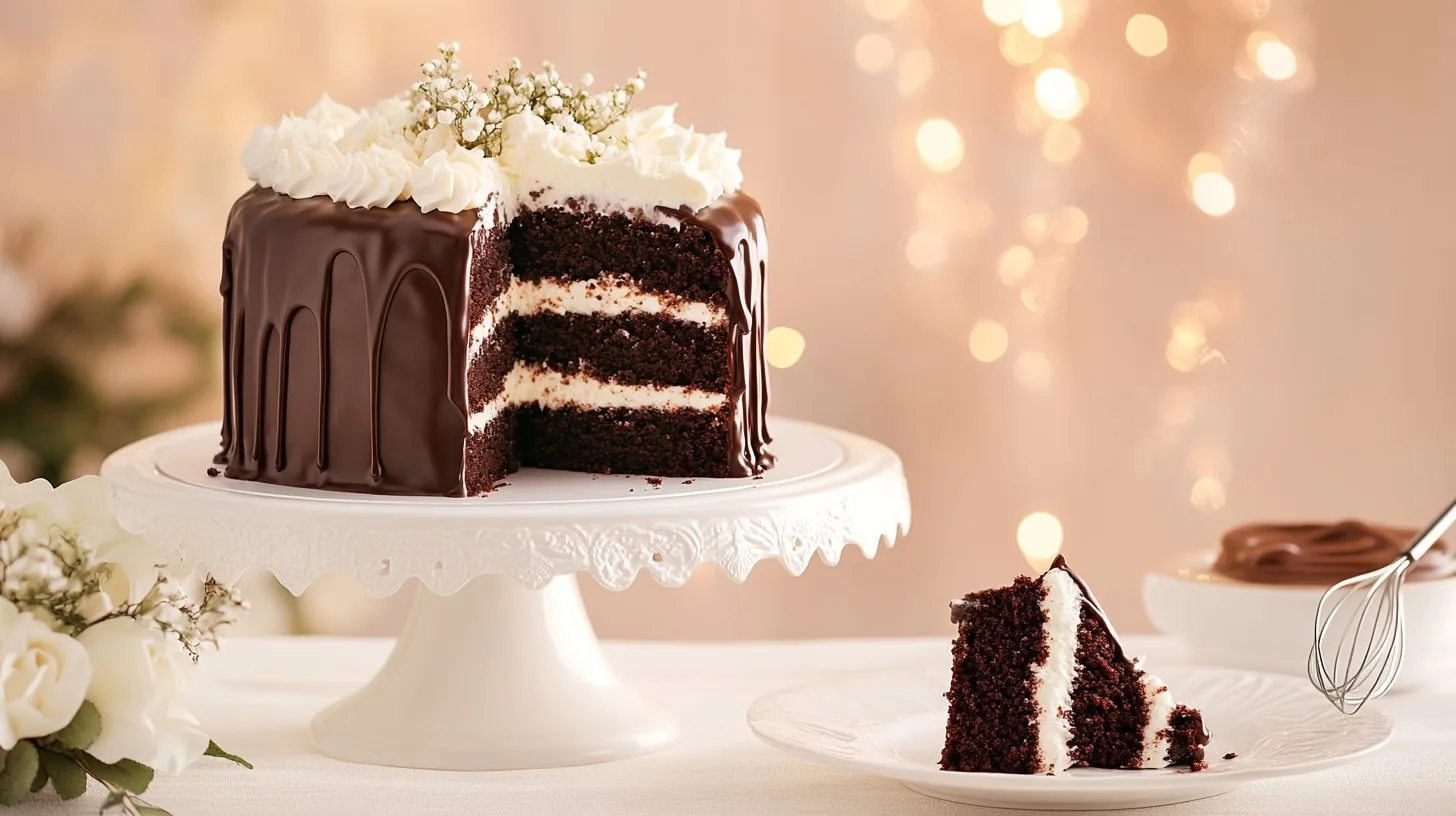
(99, 418, 911, 771)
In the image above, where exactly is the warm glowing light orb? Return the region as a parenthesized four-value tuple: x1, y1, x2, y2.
(765, 327, 805, 368)
(1041, 122, 1082, 163)
(906, 229, 948, 271)
(864, 0, 909, 21)
(1192, 172, 1236, 216)
(898, 48, 934, 97)
(983, 0, 1025, 26)
(1017, 511, 1064, 560)
(997, 245, 1035, 285)
(1050, 206, 1088, 244)
(1186, 152, 1224, 183)
(1021, 0, 1063, 38)
(1125, 14, 1168, 57)
(1190, 476, 1227, 512)
(1014, 351, 1051, 389)
(1034, 68, 1085, 120)
(915, 118, 964, 172)
(854, 34, 895, 74)
(1256, 40, 1297, 80)
(999, 25, 1043, 66)
(968, 320, 1009, 363)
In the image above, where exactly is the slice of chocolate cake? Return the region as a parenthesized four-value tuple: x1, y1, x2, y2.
(940, 556, 1209, 775)
(217, 45, 772, 497)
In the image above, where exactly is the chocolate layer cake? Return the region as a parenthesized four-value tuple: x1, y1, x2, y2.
(216, 46, 772, 496)
(940, 556, 1209, 774)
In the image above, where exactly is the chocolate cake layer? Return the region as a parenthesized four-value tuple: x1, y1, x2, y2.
(218, 186, 480, 496)
(940, 578, 1048, 774)
(515, 405, 737, 477)
(464, 409, 518, 495)
(1162, 705, 1210, 770)
(515, 312, 731, 391)
(1066, 607, 1152, 769)
(466, 329, 518, 414)
(507, 207, 732, 303)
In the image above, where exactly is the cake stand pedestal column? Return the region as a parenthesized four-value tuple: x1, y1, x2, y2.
(101, 418, 910, 771)
(312, 574, 675, 770)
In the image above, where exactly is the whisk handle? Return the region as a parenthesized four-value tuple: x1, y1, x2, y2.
(1405, 495, 1456, 562)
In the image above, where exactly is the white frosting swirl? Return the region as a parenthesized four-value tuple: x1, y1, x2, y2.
(241, 94, 742, 216)
(499, 105, 742, 214)
(411, 138, 511, 217)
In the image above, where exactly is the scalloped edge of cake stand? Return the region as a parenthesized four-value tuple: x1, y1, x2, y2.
(100, 417, 911, 770)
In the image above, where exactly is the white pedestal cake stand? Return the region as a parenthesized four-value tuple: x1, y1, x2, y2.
(99, 418, 911, 771)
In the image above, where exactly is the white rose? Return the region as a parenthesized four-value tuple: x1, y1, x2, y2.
(0, 465, 165, 607)
(0, 598, 91, 749)
(78, 618, 208, 774)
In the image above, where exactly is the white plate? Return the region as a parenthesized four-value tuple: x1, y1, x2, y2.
(747, 663, 1394, 811)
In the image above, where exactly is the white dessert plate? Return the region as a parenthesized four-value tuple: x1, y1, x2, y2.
(747, 663, 1394, 811)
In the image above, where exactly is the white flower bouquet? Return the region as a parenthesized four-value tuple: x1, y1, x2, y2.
(0, 461, 248, 815)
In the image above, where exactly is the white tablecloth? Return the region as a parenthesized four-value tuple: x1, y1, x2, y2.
(26, 635, 1454, 815)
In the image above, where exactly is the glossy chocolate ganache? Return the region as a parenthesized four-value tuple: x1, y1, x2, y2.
(1213, 520, 1456, 584)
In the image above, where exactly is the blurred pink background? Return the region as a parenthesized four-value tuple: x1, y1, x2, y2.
(3, 0, 1453, 639)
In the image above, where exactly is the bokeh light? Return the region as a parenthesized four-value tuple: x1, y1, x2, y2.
(898, 48, 934, 96)
(968, 320, 1010, 363)
(906, 229, 948, 270)
(1014, 351, 1051, 389)
(1191, 172, 1236, 216)
(1041, 122, 1082, 163)
(854, 34, 895, 74)
(765, 327, 805, 368)
(1125, 14, 1168, 57)
(864, 0, 909, 21)
(1190, 476, 1227, 512)
(915, 118, 964, 172)
(999, 24, 1043, 66)
(1255, 39, 1297, 80)
(1022, 213, 1049, 244)
(1021, 0, 1063, 38)
(1187, 152, 1224, 183)
(1050, 206, 1088, 244)
(983, 0, 1025, 26)
(997, 245, 1035, 285)
(1034, 68, 1086, 120)
(1017, 511, 1064, 561)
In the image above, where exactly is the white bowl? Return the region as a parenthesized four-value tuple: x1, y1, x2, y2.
(1143, 552, 1456, 691)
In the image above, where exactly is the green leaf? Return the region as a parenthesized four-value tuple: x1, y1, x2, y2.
(50, 701, 102, 751)
(100, 788, 129, 813)
(204, 740, 253, 770)
(0, 740, 39, 806)
(77, 754, 153, 795)
(135, 805, 173, 816)
(28, 761, 46, 794)
(38, 749, 87, 801)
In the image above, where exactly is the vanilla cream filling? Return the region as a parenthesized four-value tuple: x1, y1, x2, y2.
(1136, 664, 1177, 768)
(466, 276, 727, 363)
(1034, 567, 1083, 774)
(467, 363, 725, 433)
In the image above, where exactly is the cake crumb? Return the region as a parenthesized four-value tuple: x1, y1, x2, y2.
(206, 467, 220, 477)
(682, 479, 695, 485)
(645, 477, 663, 487)
(1222, 752, 1238, 760)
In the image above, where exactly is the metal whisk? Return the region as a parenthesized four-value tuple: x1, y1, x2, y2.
(1308, 496, 1456, 714)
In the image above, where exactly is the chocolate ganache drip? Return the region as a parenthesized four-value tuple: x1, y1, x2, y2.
(665, 191, 774, 476)
(1049, 555, 1130, 664)
(1213, 520, 1456, 585)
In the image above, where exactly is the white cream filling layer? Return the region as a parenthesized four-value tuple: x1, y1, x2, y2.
(467, 363, 726, 433)
(1034, 567, 1083, 774)
(466, 276, 728, 364)
(1136, 664, 1177, 768)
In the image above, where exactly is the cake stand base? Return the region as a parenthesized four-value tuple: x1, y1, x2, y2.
(311, 573, 676, 771)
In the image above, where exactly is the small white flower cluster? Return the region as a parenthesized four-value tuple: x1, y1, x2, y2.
(409, 42, 647, 159)
(0, 464, 251, 813)
(0, 509, 106, 629)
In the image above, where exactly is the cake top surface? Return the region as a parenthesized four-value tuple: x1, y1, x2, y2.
(240, 43, 743, 217)
(1214, 519, 1456, 584)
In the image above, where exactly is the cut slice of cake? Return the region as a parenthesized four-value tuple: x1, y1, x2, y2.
(940, 556, 1209, 775)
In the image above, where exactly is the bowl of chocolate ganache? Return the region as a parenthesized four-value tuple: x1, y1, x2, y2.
(1143, 520, 1456, 690)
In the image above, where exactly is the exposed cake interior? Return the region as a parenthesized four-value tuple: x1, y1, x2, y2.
(940, 556, 1209, 774)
